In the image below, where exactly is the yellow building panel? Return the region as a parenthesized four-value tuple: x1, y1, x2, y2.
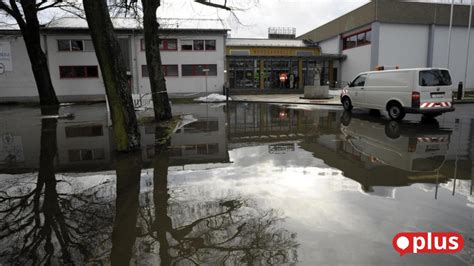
(226, 47, 320, 56)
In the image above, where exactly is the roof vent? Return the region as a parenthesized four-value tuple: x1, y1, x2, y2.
(268, 27, 296, 39)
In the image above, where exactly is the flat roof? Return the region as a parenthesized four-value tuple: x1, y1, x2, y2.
(299, 0, 474, 42)
(227, 38, 309, 48)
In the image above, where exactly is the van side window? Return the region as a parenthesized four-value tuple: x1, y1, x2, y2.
(350, 74, 367, 87)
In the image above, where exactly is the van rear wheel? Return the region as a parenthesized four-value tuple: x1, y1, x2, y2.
(342, 97, 353, 111)
(387, 103, 405, 121)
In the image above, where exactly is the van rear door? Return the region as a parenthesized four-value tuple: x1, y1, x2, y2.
(417, 69, 453, 108)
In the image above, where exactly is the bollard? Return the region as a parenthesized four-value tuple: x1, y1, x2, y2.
(457, 82, 463, 100)
(226, 86, 229, 103)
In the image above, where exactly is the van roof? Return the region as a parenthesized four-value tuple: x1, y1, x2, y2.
(360, 68, 450, 75)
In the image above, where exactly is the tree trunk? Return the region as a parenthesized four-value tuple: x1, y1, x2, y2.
(18, 0, 59, 106)
(110, 151, 142, 265)
(142, 0, 172, 121)
(152, 126, 172, 264)
(83, 0, 141, 152)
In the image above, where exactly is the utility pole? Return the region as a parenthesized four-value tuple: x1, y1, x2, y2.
(447, 0, 455, 68)
(463, 0, 473, 98)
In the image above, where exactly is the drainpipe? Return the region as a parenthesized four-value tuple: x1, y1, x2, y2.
(463, 0, 473, 98)
(447, 0, 454, 68)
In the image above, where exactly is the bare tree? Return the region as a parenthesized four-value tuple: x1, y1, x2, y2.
(141, 0, 172, 121)
(82, 0, 141, 152)
(0, 1, 60, 106)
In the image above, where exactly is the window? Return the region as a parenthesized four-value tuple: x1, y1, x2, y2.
(342, 29, 371, 50)
(163, 39, 177, 50)
(181, 64, 217, 76)
(66, 125, 103, 137)
(142, 38, 178, 51)
(164, 65, 179, 76)
(181, 40, 216, 51)
(350, 74, 367, 87)
(205, 40, 216, 51)
(181, 40, 193, 51)
(59, 66, 99, 78)
(142, 65, 149, 77)
(69, 149, 105, 162)
(58, 40, 70, 51)
(142, 65, 179, 77)
(193, 40, 205, 51)
(419, 70, 452, 86)
(57, 40, 94, 52)
(71, 40, 83, 51)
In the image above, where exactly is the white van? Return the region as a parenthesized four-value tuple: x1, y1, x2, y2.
(340, 68, 455, 120)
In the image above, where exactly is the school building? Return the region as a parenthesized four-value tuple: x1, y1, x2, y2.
(299, 0, 474, 91)
(0, 17, 228, 103)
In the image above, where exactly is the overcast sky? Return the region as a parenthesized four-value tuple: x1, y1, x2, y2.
(156, 0, 371, 38)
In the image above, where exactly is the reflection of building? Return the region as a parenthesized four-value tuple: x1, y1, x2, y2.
(299, 0, 474, 90)
(0, 104, 229, 173)
(140, 104, 229, 165)
(0, 17, 227, 102)
(226, 103, 473, 194)
(226, 38, 344, 92)
(227, 103, 340, 144)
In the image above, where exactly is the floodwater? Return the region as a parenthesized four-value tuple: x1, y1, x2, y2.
(0, 102, 473, 265)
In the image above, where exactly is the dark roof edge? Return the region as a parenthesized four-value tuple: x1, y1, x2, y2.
(297, 1, 375, 40)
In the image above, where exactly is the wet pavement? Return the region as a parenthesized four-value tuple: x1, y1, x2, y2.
(0, 102, 473, 265)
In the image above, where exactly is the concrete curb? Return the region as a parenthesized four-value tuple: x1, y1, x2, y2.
(453, 100, 474, 104)
(229, 100, 343, 106)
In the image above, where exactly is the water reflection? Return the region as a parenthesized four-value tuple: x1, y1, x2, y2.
(135, 127, 298, 265)
(226, 103, 473, 198)
(0, 102, 472, 265)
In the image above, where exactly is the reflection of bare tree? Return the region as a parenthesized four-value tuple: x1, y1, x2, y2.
(110, 151, 142, 265)
(137, 126, 299, 265)
(0, 116, 114, 265)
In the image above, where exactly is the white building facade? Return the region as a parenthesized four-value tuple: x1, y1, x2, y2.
(0, 18, 228, 103)
(300, 0, 474, 91)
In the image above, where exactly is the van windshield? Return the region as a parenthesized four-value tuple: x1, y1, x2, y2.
(419, 70, 452, 86)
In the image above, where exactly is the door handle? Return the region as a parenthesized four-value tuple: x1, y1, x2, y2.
(361, 87, 364, 90)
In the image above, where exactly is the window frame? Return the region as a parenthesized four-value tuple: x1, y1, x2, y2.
(142, 38, 178, 51)
(142, 64, 179, 77)
(57, 39, 94, 52)
(59, 65, 100, 79)
(342, 29, 372, 50)
(181, 64, 218, 76)
(349, 74, 367, 87)
(205, 40, 216, 51)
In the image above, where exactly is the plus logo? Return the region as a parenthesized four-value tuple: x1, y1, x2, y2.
(393, 232, 464, 256)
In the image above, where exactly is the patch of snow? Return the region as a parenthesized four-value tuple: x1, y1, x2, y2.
(174, 114, 198, 133)
(194, 94, 230, 102)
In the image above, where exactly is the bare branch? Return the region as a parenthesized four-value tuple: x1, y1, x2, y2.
(194, 0, 231, 11)
(36, 1, 64, 12)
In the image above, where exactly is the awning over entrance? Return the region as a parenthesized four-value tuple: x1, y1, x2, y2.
(226, 54, 347, 61)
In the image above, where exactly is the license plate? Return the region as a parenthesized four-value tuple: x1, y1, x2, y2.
(431, 93, 445, 98)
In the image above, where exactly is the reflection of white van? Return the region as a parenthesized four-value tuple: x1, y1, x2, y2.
(340, 114, 451, 173)
(340, 68, 455, 120)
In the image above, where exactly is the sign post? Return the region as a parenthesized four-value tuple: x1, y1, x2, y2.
(202, 68, 210, 96)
